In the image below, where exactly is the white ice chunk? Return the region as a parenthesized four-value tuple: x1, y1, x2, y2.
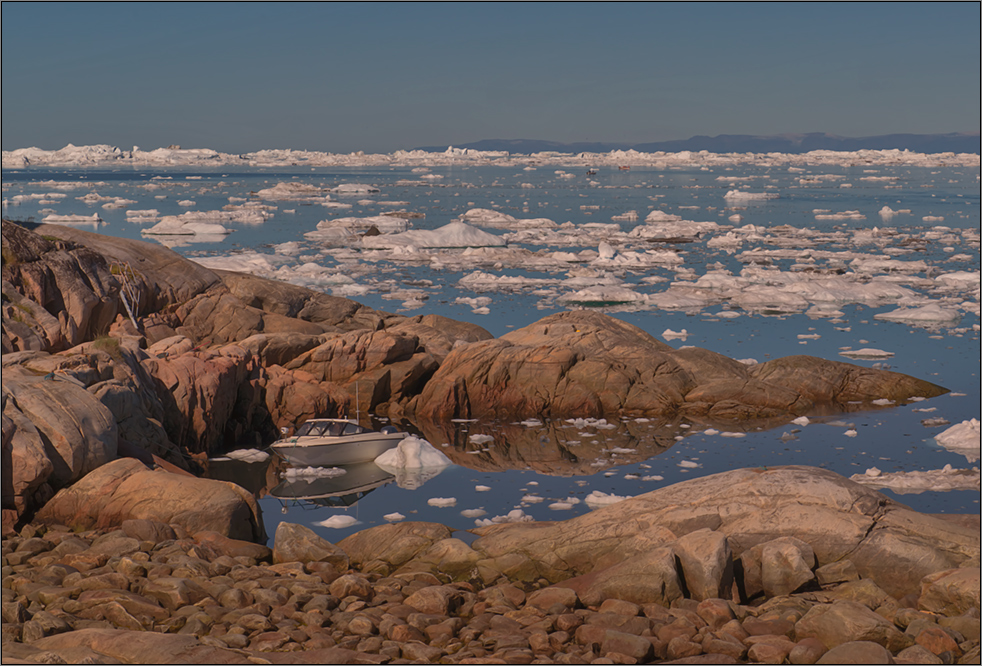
(584, 490, 630, 508)
(839, 348, 894, 359)
(383, 512, 405, 522)
(225, 449, 269, 463)
(850, 464, 979, 494)
(474, 509, 535, 526)
(362, 220, 505, 249)
(724, 190, 779, 200)
(315, 515, 360, 528)
(874, 303, 961, 325)
(935, 419, 981, 463)
(427, 497, 457, 507)
(662, 328, 689, 341)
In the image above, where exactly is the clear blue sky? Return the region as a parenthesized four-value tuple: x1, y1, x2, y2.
(3, 2, 979, 154)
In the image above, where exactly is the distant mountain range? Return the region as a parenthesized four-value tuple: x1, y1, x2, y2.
(416, 132, 980, 155)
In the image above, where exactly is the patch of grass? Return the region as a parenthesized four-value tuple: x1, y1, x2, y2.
(91, 335, 123, 360)
(1, 245, 18, 267)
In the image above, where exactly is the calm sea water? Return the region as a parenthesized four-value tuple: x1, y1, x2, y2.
(3, 163, 979, 544)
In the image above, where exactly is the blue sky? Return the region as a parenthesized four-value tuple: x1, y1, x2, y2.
(2, 2, 979, 154)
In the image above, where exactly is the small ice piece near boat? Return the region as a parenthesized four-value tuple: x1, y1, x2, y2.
(678, 460, 701, 468)
(839, 348, 894, 359)
(225, 448, 270, 463)
(584, 490, 629, 508)
(934, 419, 981, 463)
(475, 485, 492, 492)
(662, 328, 689, 341)
(428, 497, 457, 507)
(844, 429, 858, 437)
(375, 435, 452, 490)
(375, 435, 452, 470)
(461, 508, 487, 518)
(521, 495, 545, 503)
(792, 416, 810, 426)
(316, 515, 360, 529)
(383, 512, 405, 522)
(281, 466, 347, 479)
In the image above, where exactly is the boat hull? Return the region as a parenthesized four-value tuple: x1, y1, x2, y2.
(271, 431, 407, 467)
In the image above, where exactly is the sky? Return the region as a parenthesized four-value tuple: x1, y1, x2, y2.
(2, 2, 979, 155)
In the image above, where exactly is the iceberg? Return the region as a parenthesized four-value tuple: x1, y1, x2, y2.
(362, 220, 505, 249)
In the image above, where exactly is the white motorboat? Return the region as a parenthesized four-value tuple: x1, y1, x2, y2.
(270, 418, 407, 467)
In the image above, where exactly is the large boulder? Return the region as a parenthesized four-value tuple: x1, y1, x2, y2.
(411, 311, 946, 422)
(34, 457, 265, 542)
(2, 368, 117, 529)
(468, 466, 979, 598)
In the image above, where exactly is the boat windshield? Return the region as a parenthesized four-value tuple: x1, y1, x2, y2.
(296, 421, 368, 437)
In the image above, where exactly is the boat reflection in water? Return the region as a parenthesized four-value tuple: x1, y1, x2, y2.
(269, 460, 396, 510)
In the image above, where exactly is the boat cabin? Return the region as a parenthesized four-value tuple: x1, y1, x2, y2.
(296, 420, 365, 438)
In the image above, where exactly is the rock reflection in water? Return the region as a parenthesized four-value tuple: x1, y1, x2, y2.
(412, 417, 680, 476)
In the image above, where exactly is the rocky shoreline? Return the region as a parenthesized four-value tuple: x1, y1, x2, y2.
(3, 219, 979, 663)
(2, 497, 979, 665)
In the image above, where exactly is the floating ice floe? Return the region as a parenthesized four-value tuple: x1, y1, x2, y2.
(873, 303, 962, 325)
(839, 348, 894, 359)
(316, 215, 408, 233)
(850, 464, 980, 494)
(460, 208, 557, 230)
(474, 509, 535, 526)
(723, 190, 779, 200)
(548, 497, 582, 510)
(383, 512, 405, 522)
(934, 419, 981, 463)
(583, 490, 630, 508)
(142, 215, 232, 236)
(662, 328, 689, 341)
(427, 497, 457, 507)
(362, 220, 505, 249)
(42, 213, 103, 226)
(255, 182, 329, 201)
(460, 508, 487, 518)
(315, 515, 360, 528)
(333, 183, 379, 194)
